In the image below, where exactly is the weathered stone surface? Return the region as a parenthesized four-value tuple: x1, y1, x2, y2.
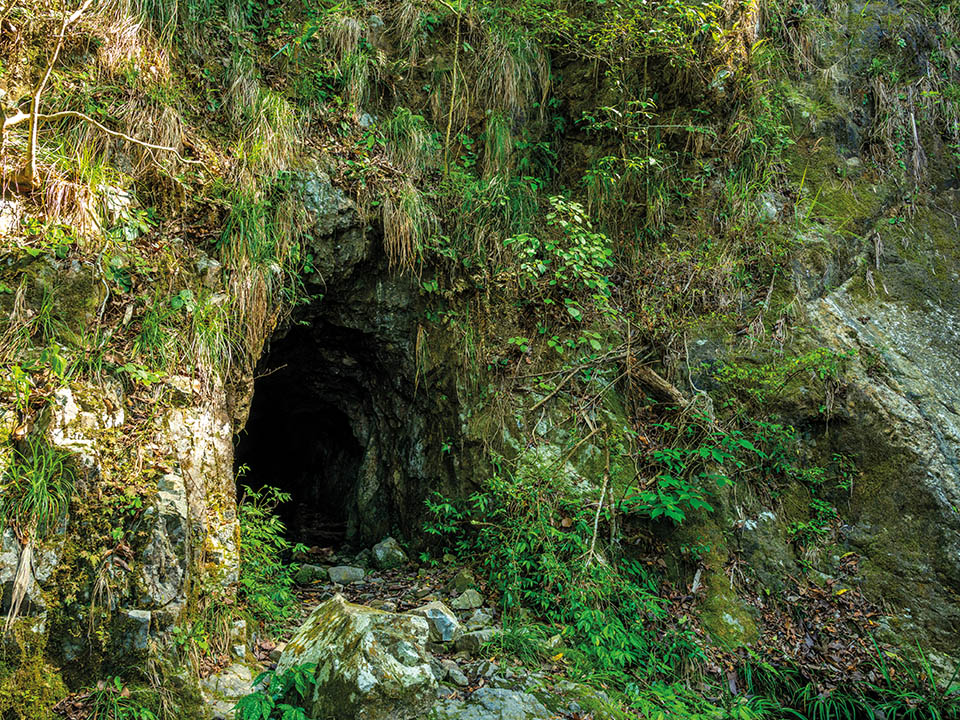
(465, 609, 493, 630)
(410, 600, 462, 643)
(372, 536, 408, 569)
(328, 565, 365, 584)
(738, 510, 798, 592)
(430, 687, 552, 720)
(798, 202, 960, 670)
(117, 608, 151, 653)
(161, 378, 238, 587)
(294, 563, 328, 585)
(277, 594, 437, 720)
(455, 629, 495, 655)
(201, 663, 254, 719)
(451, 588, 483, 610)
(139, 473, 189, 612)
(448, 568, 476, 594)
(441, 659, 469, 686)
(0, 529, 53, 620)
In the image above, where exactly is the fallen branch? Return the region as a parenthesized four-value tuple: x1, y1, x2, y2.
(631, 363, 688, 407)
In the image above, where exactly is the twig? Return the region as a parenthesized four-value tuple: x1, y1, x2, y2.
(8, 110, 200, 165)
(27, 0, 94, 182)
(586, 434, 609, 566)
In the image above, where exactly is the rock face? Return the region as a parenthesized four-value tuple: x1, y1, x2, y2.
(800, 198, 960, 667)
(277, 594, 437, 720)
(328, 566, 365, 584)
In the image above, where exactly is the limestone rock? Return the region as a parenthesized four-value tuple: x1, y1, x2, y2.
(455, 629, 495, 655)
(294, 563, 327, 585)
(448, 568, 476, 594)
(372, 537, 408, 569)
(410, 601, 462, 643)
(201, 663, 254, 719)
(117, 609, 151, 654)
(139, 473, 188, 611)
(277, 594, 437, 720)
(451, 588, 483, 610)
(328, 565, 365, 584)
(430, 687, 552, 720)
(465, 609, 493, 630)
(441, 659, 469, 687)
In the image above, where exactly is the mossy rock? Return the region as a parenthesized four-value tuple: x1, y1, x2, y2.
(277, 594, 437, 720)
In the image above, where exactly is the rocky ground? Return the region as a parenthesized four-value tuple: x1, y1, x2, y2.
(201, 538, 608, 720)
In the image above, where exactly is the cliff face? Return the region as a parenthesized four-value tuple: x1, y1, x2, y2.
(0, 0, 958, 715)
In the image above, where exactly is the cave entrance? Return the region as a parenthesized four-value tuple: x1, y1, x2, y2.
(234, 323, 378, 549)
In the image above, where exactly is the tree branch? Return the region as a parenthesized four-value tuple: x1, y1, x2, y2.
(27, 0, 94, 182)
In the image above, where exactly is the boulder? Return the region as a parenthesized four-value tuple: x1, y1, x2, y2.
(451, 588, 483, 610)
(441, 659, 469, 687)
(465, 609, 493, 630)
(447, 568, 476, 594)
(372, 537, 408, 569)
(294, 563, 328, 585)
(455, 629, 495, 655)
(277, 594, 437, 720)
(430, 687, 552, 720)
(201, 663, 254, 719)
(328, 565, 365, 584)
(410, 601, 462, 643)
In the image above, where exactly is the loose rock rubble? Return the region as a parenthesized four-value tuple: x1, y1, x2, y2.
(206, 537, 611, 720)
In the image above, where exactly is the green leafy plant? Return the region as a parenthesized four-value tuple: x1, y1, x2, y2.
(423, 450, 701, 684)
(233, 663, 318, 720)
(237, 482, 303, 633)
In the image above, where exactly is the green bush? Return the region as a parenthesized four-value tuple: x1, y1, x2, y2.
(424, 452, 703, 684)
(234, 663, 317, 720)
(237, 483, 303, 634)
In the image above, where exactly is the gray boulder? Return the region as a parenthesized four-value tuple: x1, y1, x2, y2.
(277, 594, 437, 720)
(455, 629, 495, 655)
(441, 659, 469, 687)
(201, 663, 254, 719)
(447, 568, 476, 594)
(410, 600, 462, 643)
(328, 565, 365, 584)
(294, 563, 327, 585)
(451, 588, 483, 610)
(372, 537, 408, 570)
(465, 609, 493, 630)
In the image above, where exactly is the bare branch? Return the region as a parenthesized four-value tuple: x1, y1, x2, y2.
(27, 0, 94, 182)
(37, 110, 201, 165)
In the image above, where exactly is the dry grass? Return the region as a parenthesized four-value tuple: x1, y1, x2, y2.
(242, 88, 301, 177)
(394, 0, 428, 64)
(383, 180, 437, 270)
(94, 9, 172, 86)
(479, 25, 549, 118)
(225, 50, 260, 129)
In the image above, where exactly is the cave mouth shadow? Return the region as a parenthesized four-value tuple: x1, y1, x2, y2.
(234, 324, 372, 549)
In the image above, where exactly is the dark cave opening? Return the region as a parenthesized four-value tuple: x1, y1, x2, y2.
(234, 323, 375, 548)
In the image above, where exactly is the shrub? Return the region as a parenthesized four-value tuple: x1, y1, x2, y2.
(237, 484, 302, 634)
